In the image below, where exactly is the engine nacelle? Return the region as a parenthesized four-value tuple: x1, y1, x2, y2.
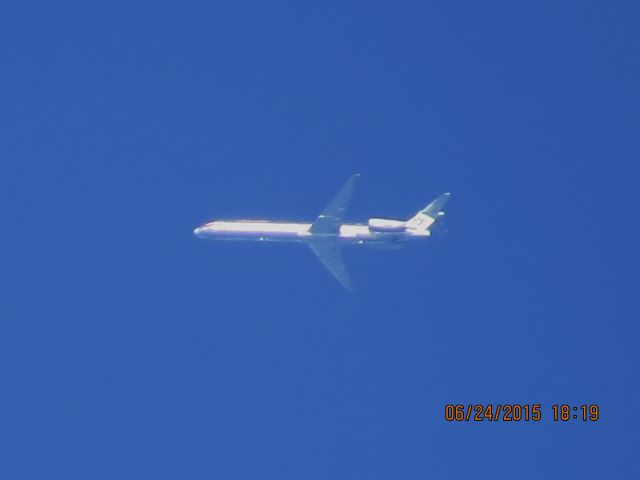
(368, 218, 407, 232)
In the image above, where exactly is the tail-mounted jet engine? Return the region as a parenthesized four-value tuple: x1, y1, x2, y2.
(367, 218, 407, 232)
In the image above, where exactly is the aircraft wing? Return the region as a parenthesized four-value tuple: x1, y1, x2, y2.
(307, 239, 354, 291)
(310, 174, 360, 234)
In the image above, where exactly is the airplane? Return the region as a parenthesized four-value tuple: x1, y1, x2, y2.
(193, 174, 450, 290)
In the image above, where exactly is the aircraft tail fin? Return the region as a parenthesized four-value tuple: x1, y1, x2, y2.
(406, 192, 451, 232)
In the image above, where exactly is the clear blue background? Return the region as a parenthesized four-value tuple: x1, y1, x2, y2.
(2, 1, 639, 478)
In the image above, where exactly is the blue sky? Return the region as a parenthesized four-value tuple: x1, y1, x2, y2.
(2, 1, 639, 478)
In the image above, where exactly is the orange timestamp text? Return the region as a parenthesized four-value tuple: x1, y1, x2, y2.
(444, 404, 600, 422)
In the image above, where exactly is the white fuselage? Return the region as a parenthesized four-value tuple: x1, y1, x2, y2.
(193, 220, 431, 243)
(193, 219, 430, 244)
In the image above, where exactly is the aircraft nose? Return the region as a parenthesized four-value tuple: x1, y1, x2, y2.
(193, 226, 202, 236)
